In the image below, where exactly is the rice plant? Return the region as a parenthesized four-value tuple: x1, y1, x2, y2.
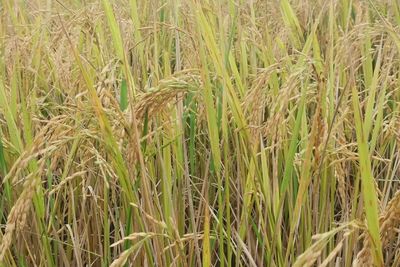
(0, 0, 400, 266)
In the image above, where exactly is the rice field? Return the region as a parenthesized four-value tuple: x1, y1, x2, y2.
(0, 0, 400, 266)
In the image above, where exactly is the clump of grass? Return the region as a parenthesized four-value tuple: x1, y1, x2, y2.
(0, 0, 400, 266)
